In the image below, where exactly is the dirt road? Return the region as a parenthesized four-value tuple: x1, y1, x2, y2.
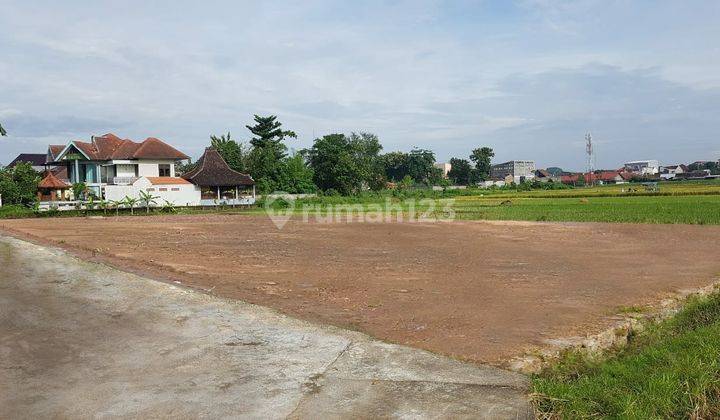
(3, 214, 719, 364)
(0, 234, 530, 418)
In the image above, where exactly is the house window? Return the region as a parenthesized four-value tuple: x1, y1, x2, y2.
(159, 164, 171, 177)
(171, 187, 180, 191)
(147, 188, 155, 192)
(159, 188, 168, 192)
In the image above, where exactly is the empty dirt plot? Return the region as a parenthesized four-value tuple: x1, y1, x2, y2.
(3, 215, 719, 365)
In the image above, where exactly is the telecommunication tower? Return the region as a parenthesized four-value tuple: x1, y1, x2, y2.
(585, 132, 595, 186)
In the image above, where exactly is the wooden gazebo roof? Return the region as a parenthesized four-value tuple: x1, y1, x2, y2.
(38, 171, 71, 189)
(182, 147, 254, 187)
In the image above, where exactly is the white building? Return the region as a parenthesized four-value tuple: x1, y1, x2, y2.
(47, 133, 190, 199)
(43, 134, 255, 209)
(434, 162, 452, 178)
(624, 160, 660, 175)
(490, 160, 536, 183)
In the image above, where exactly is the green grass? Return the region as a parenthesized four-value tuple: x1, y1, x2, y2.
(533, 292, 720, 419)
(450, 195, 720, 224)
(0, 205, 34, 219)
(286, 194, 720, 225)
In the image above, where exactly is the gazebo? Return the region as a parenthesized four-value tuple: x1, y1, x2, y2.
(182, 147, 256, 204)
(37, 171, 71, 202)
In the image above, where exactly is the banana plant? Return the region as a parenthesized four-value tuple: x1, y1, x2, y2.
(160, 200, 177, 213)
(123, 196, 139, 215)
(138, 190, 159, 214)
(108, 199, 123, 216)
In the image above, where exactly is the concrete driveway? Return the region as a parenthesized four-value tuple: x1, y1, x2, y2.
(0, 234, 531, 419)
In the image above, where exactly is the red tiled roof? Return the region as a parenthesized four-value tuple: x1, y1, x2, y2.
(48, 145, 65, 161)
(38, 171, 71, 189)
(49, 133, 189, 162)
(146, 177, 191, 185)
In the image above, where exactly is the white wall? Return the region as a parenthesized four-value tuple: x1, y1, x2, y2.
(137, 160, 176, 177)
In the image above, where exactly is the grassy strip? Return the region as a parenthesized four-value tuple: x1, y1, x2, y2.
(533, 291, 720, 418)
(287, 195, 720, 225)
(0, 204, 262, 220)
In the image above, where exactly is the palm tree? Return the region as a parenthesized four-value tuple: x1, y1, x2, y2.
(123, 196, 139, 215)
(138, 190, 159, 214)
(0, 123, 6, 136)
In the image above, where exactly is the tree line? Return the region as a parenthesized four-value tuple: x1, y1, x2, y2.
(187, 115, 496, 196)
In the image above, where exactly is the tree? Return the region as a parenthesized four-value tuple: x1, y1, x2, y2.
(306, 134, 358, 195)
(381, 151, 410, 182)
(0, 162, 40, 205)
(406, 148, 441, 185)
(305, 132, 384, 195)
(280, 153, 316, 194)
(71, 182, 87, 201)
(348, 132, 384, 191)
(245, 115, 297, 192)
(210, 132, 249, 173)
(448, 158, 472, 185)
(174, 160, 197, 176)
(0, 123, 6, 136)
(469, 147, 494, 182)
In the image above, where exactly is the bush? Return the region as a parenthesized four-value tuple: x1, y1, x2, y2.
(0, 162, 40, 205)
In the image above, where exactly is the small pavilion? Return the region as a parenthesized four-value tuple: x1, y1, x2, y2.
(182, 147, 255, 203)
(37, 171, 71, 202)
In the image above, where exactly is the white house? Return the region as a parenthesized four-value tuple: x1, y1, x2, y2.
(624, 160, 660, 175)
(47, 133, 190, 200)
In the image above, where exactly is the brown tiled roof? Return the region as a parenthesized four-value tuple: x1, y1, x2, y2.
(182, 147, 254, 186)
(146, 177, 192, 185)
(125, 137, 189, 160)
(48, 145, 65, 162)
(8, 153, 47, 167)
(49, 133, 189, 162)
(38, 171, 70, 189)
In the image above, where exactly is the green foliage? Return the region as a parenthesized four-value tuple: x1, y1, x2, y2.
(138, 190, 159, 213)
(210, 132, 249, 173)
(379, 148, 441, 186)
(469, 147, 494, 181)
(533, 292, 720, 418)
(280, 153, 316, 194)
(71, 182, 87, 201)
(407, 148, 441, 185)
(0, 122, 6, 136)
(305, 132, 383, 195)
(447, 158, 472, 185)
(245, 115, 297, 193)
(175, 160, 197, 176)
(123, 196, 139, 215)
(0, 204, 33, 218)
(0, 162, 40, 205)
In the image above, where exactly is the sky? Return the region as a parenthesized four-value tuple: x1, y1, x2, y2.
(1, 0, 719, 170)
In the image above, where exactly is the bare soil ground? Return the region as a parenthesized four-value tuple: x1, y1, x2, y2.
(2, 214, 719, 365)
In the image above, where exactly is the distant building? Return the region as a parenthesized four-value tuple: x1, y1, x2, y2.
(434, 162, 452, 178)
(490, 160, 535, 183)
(624, 160, 660, 175)
(660, 164, 688, 180)
(534, 169, 560, 183)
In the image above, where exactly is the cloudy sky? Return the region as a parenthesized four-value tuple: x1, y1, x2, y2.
(1, 0, 719, 169)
